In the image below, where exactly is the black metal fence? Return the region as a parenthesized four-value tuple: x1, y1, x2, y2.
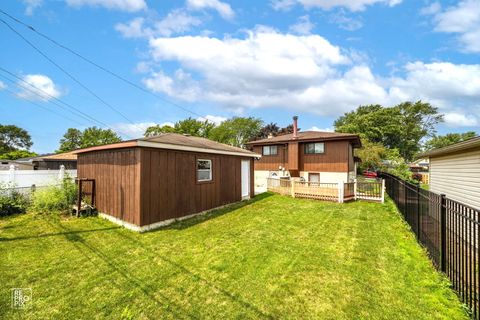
(381, 172, 480, 318)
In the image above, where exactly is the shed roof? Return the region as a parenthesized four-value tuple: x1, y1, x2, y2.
(246, 131, 361, 147)
(73, 133, 260, 158)
(419, 136, 480, 158)
(36, 152, 77, 161)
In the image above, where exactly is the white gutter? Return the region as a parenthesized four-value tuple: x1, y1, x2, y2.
(137, 140, 261, 158)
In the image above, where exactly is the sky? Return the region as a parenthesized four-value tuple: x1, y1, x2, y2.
(1, 0, 479, 154)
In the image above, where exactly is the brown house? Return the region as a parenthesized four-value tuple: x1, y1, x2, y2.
(246, 117, 361, 190)
(75, 134, 260, 232)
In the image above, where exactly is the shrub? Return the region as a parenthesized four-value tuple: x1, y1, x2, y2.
(0, 183, 30, 216)
(30, 179, 77, 215)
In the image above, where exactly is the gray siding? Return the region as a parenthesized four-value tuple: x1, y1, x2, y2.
(430, 148, 480, 210)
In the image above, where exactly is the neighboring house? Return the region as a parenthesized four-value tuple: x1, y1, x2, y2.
(0, 160, 34, 170)
(420, 136, 480, 210)
(246, 116, 361, 190)
(1, 152, 78, 170)
(409, 158, 429, 173)
(74, 133, 260, 232)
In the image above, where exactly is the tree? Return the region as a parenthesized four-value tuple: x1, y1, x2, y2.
(1, 150, 37, 160)
(424, 132, 476, 151)
(254, 123, 296, 140)
(174, 118, 215, 137)
(144, 124, 175, 137)
(0, 125, 33, 155)
(209, 117, 263, 147)
(335, 101, 443, 161)
(81, 127, 122, 148)
(256, 122, 280, 140)
(355, 137, 412, 181)
(57, 127, 122, 152)
(144, 118, 215, 138)
(57, 128, 82, 153)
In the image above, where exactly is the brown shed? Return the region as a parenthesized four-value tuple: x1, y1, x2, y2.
(75, 134, 260, 231)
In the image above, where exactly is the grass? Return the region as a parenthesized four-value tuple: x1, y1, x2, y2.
(0, 193, 468, 319)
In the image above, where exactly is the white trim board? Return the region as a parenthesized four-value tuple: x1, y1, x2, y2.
(137, 141, 261, 158)
(98, 199, 250, 232)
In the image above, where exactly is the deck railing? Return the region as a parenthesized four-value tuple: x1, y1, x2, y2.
(381, 172, 480, 318)
(266, 178, 384, 203)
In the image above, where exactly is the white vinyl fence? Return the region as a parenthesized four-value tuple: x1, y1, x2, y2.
(0, 165, 77, 191)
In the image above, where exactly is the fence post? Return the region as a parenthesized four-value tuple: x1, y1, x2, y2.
(338, 182, 344, 203)
(76, 179, 82, 217)
(381, 179, 385, 204)
(440, 194, 447, 273)
(354, 178, 357, 200)
(416, 184, 421, 237)
(58, 165, 65, 181)
(291, 180, 295, 198)
(8, 164, 15, 185)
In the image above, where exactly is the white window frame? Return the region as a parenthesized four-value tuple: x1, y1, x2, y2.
(197, 159, 212, 182)
(305, 142, 325, 154)
(262, 145, 278, 156)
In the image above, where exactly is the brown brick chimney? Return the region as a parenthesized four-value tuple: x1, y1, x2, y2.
(293, 116, 298, 139)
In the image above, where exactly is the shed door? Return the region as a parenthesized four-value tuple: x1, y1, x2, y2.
(241, 160, 250, 199)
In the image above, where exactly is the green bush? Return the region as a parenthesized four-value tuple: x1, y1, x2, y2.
(0, 183, 30, 216)
(30, 179, 78, 214)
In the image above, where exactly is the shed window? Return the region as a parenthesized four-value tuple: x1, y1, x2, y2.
(304, 143, 325, 154)
(197, 159, 212, 182)
(262, 145, 278, 156)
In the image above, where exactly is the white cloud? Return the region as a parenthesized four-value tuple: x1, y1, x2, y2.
(329, 9, 363, 31)
(444, 112, 478, 127)
(115, 10, 202, 39)
(66, 0, 146, 12)
(0, 80, 6, 90)
(115, 17, 150, 38)
(22, 0, 43, 15)
(203, 115, 227, 124)
(140, 28, 480, 127)
(289, 15, 315, 35)
(420, 2, 441, 16)
(16, 74, 62, 101)
(272, 0, 401, 12)
(388, 62, 480, 109)
(308, 126, 334, 132)
(186, 0, 234, 19)
(112, 121, 175, 137)
(427, 0, 480, 53)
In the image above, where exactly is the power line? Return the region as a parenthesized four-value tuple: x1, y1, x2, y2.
(0, 86, 86, 126)
(0, 9, 207, 121)
(0, 67, 134, 138)
(0, 17, 144, 131)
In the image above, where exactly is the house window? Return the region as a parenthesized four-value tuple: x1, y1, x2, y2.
(262, 145, 278, 156)
(304, 142, 325, 154)
(197, 159, 212, 182)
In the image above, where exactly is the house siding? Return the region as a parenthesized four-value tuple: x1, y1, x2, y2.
(430, 148, 480, 210)
(299, 140, 350, 172)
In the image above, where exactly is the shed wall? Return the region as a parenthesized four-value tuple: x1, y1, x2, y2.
(77, 148, 141, 225)
(139, 148, 252, 226)
(430, 148, 480, 210)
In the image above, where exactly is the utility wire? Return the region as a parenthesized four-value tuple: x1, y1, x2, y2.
(0, 17, 144, 131)
(0, 86, 85, 126)
(0, 9, 207, 121)
(0, 67, 134, 138)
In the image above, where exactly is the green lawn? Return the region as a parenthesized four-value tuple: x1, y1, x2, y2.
(0, 193, 468, 319)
